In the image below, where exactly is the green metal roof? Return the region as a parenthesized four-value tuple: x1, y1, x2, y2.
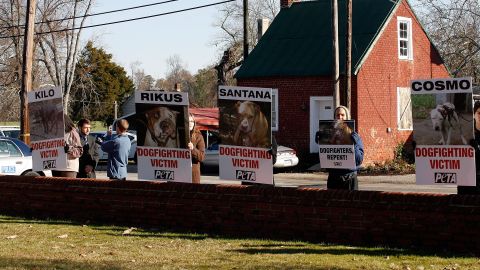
(235, 0, 398, 79)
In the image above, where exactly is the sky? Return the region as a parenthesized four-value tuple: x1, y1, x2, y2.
(82, 0, 229, 80)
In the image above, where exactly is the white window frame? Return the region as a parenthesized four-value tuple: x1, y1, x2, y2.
(271, 89, 279, 131)
(397, 17, 413, 60)
(397, 87, 413, 130)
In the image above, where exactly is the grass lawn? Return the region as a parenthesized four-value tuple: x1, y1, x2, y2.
(0, 215, 478, 269)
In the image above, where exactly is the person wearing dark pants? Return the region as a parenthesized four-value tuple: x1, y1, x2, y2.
(318, 106, 364, 190)
(77, 118, 100, 178)
(458, 101, 480, 195)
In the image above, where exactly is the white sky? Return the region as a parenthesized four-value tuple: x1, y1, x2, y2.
(82, 0, 226, 80)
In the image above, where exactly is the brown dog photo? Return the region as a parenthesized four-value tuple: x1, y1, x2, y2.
(29, 98, 64, 141)
(134, 104, 188, 149)
(317, 120, 355, 145)
(219, 99, 271, 148)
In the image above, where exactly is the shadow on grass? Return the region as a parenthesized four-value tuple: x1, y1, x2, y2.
(230, 245, 463, 258)
(0, 257, 123, 270)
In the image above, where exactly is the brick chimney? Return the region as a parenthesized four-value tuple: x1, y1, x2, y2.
(281, 0, 296, 8)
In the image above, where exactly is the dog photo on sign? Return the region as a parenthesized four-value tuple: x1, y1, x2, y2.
(412, 93, 473, 145)
(219, 99, 271, 148)
(134, 104, 189, 149)
(317, 120, 356, 145)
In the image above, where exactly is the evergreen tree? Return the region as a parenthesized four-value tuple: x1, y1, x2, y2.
(70, 41, 134, 124)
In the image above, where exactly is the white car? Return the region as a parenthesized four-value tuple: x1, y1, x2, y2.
(0, 137, 50, 176)
(91, 131, 138, 162)
(201, 130, 299, 169)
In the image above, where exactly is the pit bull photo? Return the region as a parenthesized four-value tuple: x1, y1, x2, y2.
(430, 102, 468, 145)
(144, 106, 180, 148)
(330, 120, 353, 145)
(233, 101, 270, 148)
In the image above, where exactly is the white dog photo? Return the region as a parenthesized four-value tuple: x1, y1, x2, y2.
(430, 102, 468, 145)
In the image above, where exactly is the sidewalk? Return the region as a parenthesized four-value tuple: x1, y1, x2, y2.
(95, 165, 456, 194)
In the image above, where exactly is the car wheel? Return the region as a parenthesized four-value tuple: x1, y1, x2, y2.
(23, 171, 40, 177)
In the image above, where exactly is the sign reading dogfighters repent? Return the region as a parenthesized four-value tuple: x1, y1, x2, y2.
(218, 86, 274, 184)
(28, 86, 67, 171)
(411, 77, 475, 186)
(317, 120, 356, 169)
(134, 90, 192, 183)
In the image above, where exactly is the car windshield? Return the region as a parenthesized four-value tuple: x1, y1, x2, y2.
(3, 130, 20, 139)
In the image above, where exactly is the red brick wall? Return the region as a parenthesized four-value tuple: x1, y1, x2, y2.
(355, 1, 449, 162)
(1, 176, 479, 254)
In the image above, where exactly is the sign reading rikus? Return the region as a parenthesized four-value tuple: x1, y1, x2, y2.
(411, 77, 475, 186)
(218, 85, 274, 184)
(135, 90, 191, 183)
(27, 86, 67, 171)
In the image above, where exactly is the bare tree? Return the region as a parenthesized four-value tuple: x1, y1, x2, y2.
(35, 0, 94, 112)
(412, 0, 480, 83)
(212, 0, 279, 85)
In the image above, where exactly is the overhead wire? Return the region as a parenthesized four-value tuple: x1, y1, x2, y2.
(0, 0, 235, 39)
(0, 0, 181, 30)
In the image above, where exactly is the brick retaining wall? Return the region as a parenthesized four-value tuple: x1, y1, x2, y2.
(1, 175, 479, 254)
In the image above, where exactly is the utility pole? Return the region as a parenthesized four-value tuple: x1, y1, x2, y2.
(331, 0, 340, 109)
(345, 0, 352, 111)
(114, 101, 118, 119)
(20, 0, 37, 145)
(243, 0, 249, 60)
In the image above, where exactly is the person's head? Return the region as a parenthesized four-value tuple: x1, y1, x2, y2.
(64, 114, 75, 133)
(189, 113, 196, 131)
(334, 106, 350, 120)
(77, 118, 91, 136)
(474, 101, 480, 129)
(116, 119, 129, 134)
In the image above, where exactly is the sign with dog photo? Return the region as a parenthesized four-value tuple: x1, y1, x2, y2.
(218, 86, 274, 184)
(27, 86, 68, 171)
(411, 77, 475, 186)
(317, 120, 356, 169)
(134, 90, 192, 183)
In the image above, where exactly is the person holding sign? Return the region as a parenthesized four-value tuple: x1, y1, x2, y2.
(188, 113, 205, 183)
(77, 118, 100, 178)
(326, 106, 364, 190)
(52, 115, 83, 178)
(101, 119, 131, 181)
(458, 101, 480, 194)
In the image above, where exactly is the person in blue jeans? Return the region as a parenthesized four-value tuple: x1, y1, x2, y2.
(317, 106, 364, 190)
(101, 119, 131, 180)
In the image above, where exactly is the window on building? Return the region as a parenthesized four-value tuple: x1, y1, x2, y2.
(397, 17, 413, 60)
(397, 87, 413, 130)
(272, 89, 279, 131)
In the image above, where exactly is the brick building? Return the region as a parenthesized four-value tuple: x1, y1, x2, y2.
(235, 0, 449, 164)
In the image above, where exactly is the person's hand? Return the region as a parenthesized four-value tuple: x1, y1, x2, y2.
(188, 142, 194, 150)
(85, 165, 93, 173)
(95, 137, 103, 145)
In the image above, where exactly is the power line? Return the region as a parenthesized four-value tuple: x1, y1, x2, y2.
(0, 0, 235, 39)
(1, 0, 181, 30)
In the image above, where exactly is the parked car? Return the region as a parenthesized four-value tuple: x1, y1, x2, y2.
(201, 130, 299, 169)
(0, 126, 21, 139)
(90, 131, 137, 162)
(0, 136, 50, 176)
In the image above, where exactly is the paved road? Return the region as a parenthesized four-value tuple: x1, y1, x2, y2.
(95, 164, 457, 194)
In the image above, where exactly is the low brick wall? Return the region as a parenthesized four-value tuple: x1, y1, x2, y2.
(1, 175, 479, 254)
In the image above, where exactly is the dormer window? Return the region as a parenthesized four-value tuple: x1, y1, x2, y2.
(397, 17, 413, 60)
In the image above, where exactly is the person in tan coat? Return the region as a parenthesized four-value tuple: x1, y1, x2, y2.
(188, 114, 205, 183)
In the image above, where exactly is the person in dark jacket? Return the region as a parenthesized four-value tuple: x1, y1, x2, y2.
(318, 106, 364, 190)
(188, 114, 205, 183)
(458, 101, 480, 194)
(77, 118, 100, 178)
